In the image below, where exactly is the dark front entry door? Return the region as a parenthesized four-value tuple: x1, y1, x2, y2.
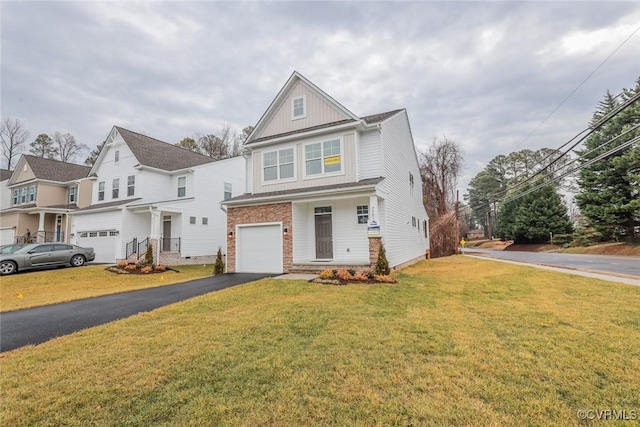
(315, 213, 333, 259)
(163, 217, 171, 251)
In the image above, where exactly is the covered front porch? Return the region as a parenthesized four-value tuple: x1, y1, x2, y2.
(124, 204, 183, 263)
(16, 209, 74, 244)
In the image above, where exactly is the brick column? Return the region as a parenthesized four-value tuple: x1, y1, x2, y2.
(368, 237, 382, 269)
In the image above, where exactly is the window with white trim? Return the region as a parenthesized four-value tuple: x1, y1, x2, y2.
(189, 216, 196, 225)
(12, 189, 19, 205)
(305, 139, 341, 175)
(177, 176, 186, 197)
(68, 185, 77, 203)
(114, 150, 120, 163)
(202, 217, 208, 225)
(112, 178, 119, 199)
(263, 148, 294, 181)
(224, 182, 232, 200)
(412, 216, 416, 227)
(357, 205, 369, 224)
(28, 185, 37, 202)
(20, 187, 27, 204)
(127, 175, 135, 197)
(409, 172, 415, 195)
(292, 96, 306, 119)
(98, 181, 105, 201)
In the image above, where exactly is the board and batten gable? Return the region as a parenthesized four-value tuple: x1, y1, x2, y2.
(257, 80, 353, 140)
(252, 131, 357, 194)
(378, 110, 429, 267)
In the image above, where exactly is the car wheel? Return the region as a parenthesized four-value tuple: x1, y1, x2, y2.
(70, 254, 86, 267)
(0, 261, 17, 275)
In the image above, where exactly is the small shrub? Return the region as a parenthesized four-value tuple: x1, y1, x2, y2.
(374, 274, 395, 283)
(375, 242, 390, 275)
(124, 264, 137, 271)
(117, 260, 128, 269)
(140, 266, 153, 274)
(552, 233, 573, 246)
(319, 269, 335, 280)
(145, 244, 154, 266)
(352, 272, 369, 282)
(154, 265, 166, 272)
(347, 268, 356, 276)
(336, 269, 353, 281)
(366, 270, 375, 280)
(213, 247, 225, 275)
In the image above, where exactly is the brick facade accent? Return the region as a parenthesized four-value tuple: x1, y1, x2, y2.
(226, 202, 292, 272)
(368, 236, 382, 268)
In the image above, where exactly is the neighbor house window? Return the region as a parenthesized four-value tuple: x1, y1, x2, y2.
(12, 189, 19, 205)
(177, 176, 186, 197)
(263, 148, 294, 181)
(357, 205, 369, 224)
(189, 216, 196, 224)
(28, 185, 37, 202)
(409, 172, 415, 195)
(112, 178, 119, 199)
(412, 216, 416, 227)
(114, 150, 120, 162)
(423, 220, 428, 238)
(224, 182, 232, 200)
(98, 181, 105, 201)
(305, 139, 341, 175)
(68, 185, 77, 203)
(202, 217, 208, 225)
(21, 187, 27, 204)
(292, 96, 306, 119)
(127, 175, 135, 196)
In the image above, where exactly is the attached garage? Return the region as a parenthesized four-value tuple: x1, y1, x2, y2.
(0, 227, 15, 245)
(236, 224, 282, 273)
(77, 230, 117, 263)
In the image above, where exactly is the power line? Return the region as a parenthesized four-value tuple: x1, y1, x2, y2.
(512, 23, 640, 150)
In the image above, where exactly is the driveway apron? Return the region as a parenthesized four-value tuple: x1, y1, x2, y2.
(0, 273, 272, 353)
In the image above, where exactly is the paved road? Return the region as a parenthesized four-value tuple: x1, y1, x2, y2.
(463, 248, 640, 277)
(0, 273, 272, 353)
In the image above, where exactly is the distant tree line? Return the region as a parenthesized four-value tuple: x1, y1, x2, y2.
(174, 124, 254, 160)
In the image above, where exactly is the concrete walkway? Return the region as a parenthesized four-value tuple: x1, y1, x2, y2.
(0, 273, 272, 353)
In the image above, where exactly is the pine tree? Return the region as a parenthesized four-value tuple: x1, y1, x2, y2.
(145, 243, 154, 266)
(213, 247, 225, 275)
(375, 241, 390, 275)
(514, 185, 573, 244)
(575, 78, 640, 241)
(30, 133, 57, 158)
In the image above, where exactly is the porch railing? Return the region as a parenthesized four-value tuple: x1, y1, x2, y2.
(45, 231, 65, 243)
(161, 237, 180, 252)
(125, 238, 138, 259)
(137, 238, 149, 259)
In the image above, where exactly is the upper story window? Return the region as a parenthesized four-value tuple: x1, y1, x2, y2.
(291, 96, 306, 120)
(98, 181, 105, 201)
(263, 148, 294, 182)
(177, 176, 186, 197)
(12, 189, 18, 205)
(68, 185, 77, 203)
(409, 172, 415, 195)
(305, 139, 342, 176)
(224, 182, 232, 200)
(20, 187, 27, 204)
(28, 185, 37, 202)
(112, 178, 119, 199)
(114, 150, 120, 163)
(127, 175, 135, 197)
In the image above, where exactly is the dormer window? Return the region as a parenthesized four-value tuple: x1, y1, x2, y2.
(292, 96, 306, 120)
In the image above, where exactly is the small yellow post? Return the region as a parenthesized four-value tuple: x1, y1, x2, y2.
(426, 249, 431, 260)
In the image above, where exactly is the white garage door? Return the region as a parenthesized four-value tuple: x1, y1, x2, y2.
(78, 231, 117, 263)
(236, 224, 282, 273)
(0, 228, 15, 245)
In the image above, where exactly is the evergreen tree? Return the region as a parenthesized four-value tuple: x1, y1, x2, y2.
(213, 247, 225, 275)
(513, 185, 573, 243)
(30, 133, 57, 158)
(84, 141, 105, 166)
(575, 79, 640, 241)
(375, 241, 390, 275)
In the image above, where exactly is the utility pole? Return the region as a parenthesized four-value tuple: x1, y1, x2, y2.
(455, 190, 459, 254)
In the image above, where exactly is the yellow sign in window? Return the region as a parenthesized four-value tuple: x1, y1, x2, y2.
(324, 155, 341, 166)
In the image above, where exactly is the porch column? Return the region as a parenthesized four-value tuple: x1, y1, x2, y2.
(149, 208, 161, 264)
(36, 212, 46, 243)
(367, 195, 381, 237)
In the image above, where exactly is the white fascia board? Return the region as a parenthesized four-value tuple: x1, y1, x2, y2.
(223, 184, 381, 207)
(133, 164, 195, 175)
(70, 205, 125, 215)
(245, 121, 361, 150)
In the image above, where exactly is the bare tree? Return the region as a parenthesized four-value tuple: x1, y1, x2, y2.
(419, 136, 463, 218)
(1, 118, 29, 169)
(53, 132, 88, 163)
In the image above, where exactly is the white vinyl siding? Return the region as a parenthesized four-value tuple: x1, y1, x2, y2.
(359, 129, 383, 179)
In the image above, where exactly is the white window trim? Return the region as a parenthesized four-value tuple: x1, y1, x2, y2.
(177, 176, 186, 198)
(98, 181, 105, 201)
(112, 178, 120, 199)
(356, 205, 369, 225)
(291, 95, 306, 120)
(114, 149, 120, 163)
(260, 145, 297, 185)
(127, 175, 135, 197)
(302, 137, 345, 180)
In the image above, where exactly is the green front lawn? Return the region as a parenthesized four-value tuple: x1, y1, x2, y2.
(0, 264, 214, 312)
(1, 257, 639, 426)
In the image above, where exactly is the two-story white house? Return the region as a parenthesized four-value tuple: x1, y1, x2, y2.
(222, 72, 429, 274)
(71, 126, 245, 264)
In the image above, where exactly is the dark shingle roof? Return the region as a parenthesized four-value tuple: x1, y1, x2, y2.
(74, 198, 142, 212)
(246, 109, 404, 145)
(0, 169, 13, 181)
(23, 155, 90, 182)
(224, 177, 385, 203)
(115, 127, 215, 171)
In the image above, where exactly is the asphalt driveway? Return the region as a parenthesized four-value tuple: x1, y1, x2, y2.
(0, 273, 272, 353)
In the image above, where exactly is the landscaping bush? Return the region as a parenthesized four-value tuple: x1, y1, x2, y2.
(140, 266, 153, 274)
(319, 270, 335, 280)
(145, 244, 154, 266)
(117, 260, 128, 269)
(352, 272, 369, 282)
(124, 264, 137, 271)
(375, 242, 390, 275)
(374, 274, 395, 283)
(336, 269, 353, 281)
(213, 247, 225, 275)
(154, 265, 166, 272)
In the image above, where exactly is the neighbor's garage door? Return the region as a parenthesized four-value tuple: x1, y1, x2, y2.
(236, 224, 282, 273)
(78, 231, 116, 263)
(0, 228, 15, 245)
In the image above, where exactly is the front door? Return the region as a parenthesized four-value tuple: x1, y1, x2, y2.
(163, 216, 171, 251)
(315, 207, 333, 259)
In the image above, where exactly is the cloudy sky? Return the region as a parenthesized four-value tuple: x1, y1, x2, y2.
(2, 1, 639, 192)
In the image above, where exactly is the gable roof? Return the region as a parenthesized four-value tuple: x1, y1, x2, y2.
(114, 127, 215, 171)
(18, 155, 90, 183)
(361, 109, 405, 125)
(0, 169, 12, 181)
